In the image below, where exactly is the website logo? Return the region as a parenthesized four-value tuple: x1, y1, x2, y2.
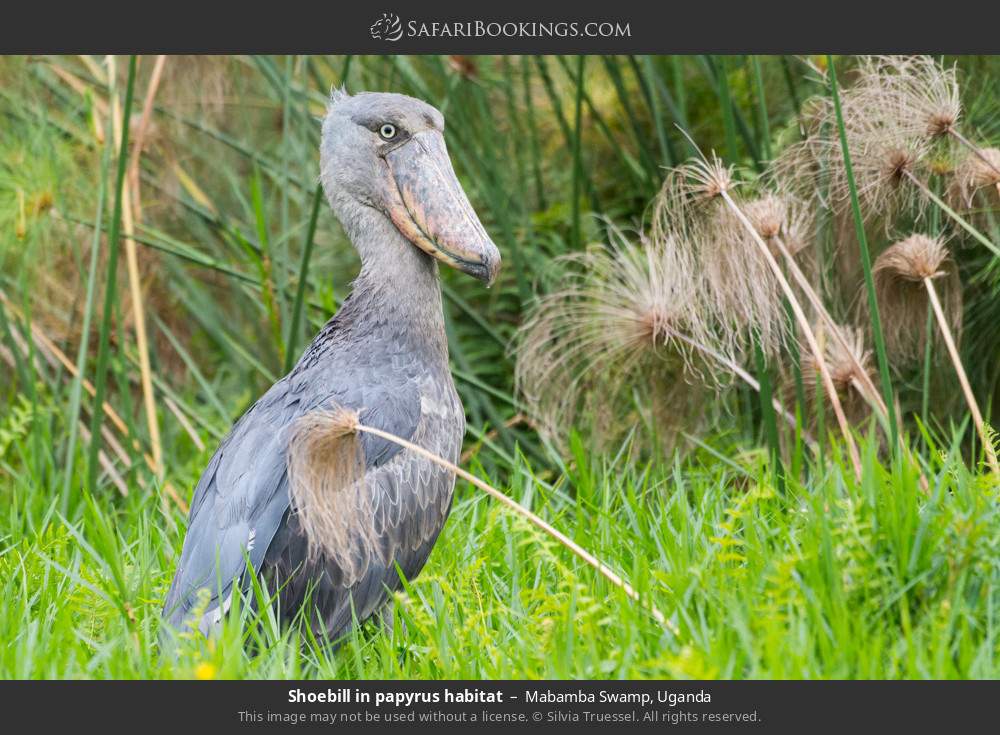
(370, 13, 403, 42)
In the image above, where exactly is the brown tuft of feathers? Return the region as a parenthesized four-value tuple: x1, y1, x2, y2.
(286, 407, 375, 582)
(873, 234, 962, 362)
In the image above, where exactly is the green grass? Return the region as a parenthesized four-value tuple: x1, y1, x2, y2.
(3, 54, 1000, 679)
(3, 424, 999, 678)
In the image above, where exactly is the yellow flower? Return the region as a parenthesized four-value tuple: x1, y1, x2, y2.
(194, 662, 217, 680)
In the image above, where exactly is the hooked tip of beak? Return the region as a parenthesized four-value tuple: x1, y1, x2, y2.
(429, 236, 500, 285)
(468, 245, 501, 286)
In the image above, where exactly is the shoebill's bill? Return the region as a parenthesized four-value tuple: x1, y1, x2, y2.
(162, 90, 501, 641)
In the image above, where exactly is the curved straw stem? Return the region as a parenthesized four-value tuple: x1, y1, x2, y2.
(345, 417, 679, 636)
(923, 279, 1000, 475)
(772, 236, 929, 487)
(719, 190, 863, 479)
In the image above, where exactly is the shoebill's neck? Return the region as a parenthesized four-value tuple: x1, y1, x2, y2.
(338, 204, 450, 362)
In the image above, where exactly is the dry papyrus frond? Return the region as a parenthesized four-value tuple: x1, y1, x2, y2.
(851, 56, 961, 142)
(652, 156, 797, 358)
(286, 407, 375, 584)
(655, 152, 863, 476)
(873, 234, 962, 363)
(770, 57, 958, 228)
(950, 147, 1000, 209)
(847, 56, 1000, 220)
(774, 124, 930, 229)
(515, 224, 712, 453)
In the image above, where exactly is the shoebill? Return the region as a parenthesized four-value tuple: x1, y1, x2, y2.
(162, 90, 500, 641)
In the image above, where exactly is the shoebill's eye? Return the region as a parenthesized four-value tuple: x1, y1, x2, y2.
(379, 123, 397, 140)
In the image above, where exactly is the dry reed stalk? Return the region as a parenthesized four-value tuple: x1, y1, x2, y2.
(80, 422, 129, 496)
(164, 396, 205, 451)
(290, 408, 678, 635)
(924, 280, 999, 474)
(772, 232, 892, 427)
(721, 184, 861, 478)
(128, 55, 167, 223)
(801, 322, 880, 427)
(661, 154, 861, 476)
(47, 62, 110, 117)
(79, 55, 108, 85)
(737, 192, 891, 424)
(110, 55, 163, 476)
(874, 235, 996, 474)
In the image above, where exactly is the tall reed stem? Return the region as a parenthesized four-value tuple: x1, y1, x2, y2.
(285, 184, 323, 373)
(923, 279, 1000, 475)
(114, 54, 163, 475)
(719, 190, 862, 478)
(827, 55, 899, 450)
(87, 55, 137, 495)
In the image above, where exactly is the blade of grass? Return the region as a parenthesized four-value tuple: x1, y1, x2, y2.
(248, 165, 285, 366)
(702, 56, 762, 170)
(827, 54, 899, 449)
(716, 56, 740, 164)
(754, 341, 784, 492)
(521, 56, 546, 211)
(285, 184, 323, 373)
(554, 56, 646, 188)
(571, 55, 586, 250)
(635, 55, 676, 167)
(601, 56, 658, 185)
(62, 96, 111, 510)
(751, 56, 772, 161)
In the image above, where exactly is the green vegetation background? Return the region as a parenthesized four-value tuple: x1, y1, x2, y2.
(1, 55, 1000, 678)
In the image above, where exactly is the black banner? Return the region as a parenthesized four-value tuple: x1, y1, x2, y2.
(2, 1, 1000, 54)
(1, 679, 996, 731)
